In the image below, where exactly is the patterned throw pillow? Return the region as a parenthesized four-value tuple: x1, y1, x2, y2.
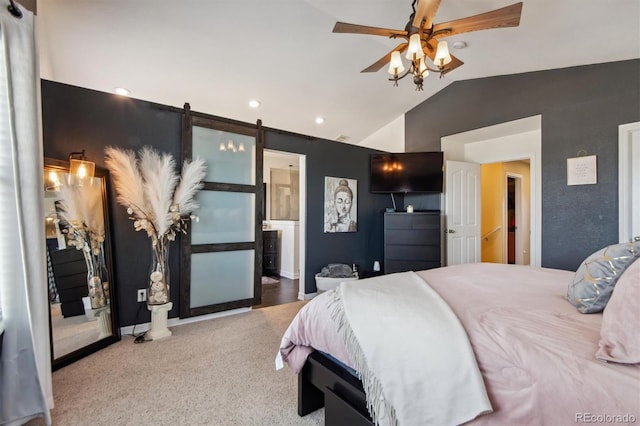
(566, 241, 640, 313)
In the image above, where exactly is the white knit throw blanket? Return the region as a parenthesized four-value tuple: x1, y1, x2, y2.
(330, 271, 492, 426)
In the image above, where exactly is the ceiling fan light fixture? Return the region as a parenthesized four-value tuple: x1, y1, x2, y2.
(419, 59, 429, 77)
(388, 51, 405, 76)
(406, 33, 424, 61)
(333, 1, 523, 90)
(434, 40, 452, 68)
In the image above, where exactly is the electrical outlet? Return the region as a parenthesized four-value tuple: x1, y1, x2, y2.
(137, 289, 147, 303)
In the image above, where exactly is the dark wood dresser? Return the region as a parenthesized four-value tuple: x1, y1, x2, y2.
(49, 247, 89, 317)
(384, 211, 442, 274)
(262, 230, 279, 276)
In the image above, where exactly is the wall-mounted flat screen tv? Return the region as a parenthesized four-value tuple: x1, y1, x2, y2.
(370, 151, 443, 193)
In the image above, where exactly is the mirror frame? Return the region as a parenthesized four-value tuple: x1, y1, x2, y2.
(44, 157, 120, 370)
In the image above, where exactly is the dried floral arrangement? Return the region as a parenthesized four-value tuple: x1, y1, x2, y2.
(56, 179, 108, 308)
(104, 146, 207, 305)
(104, 146, 207, 245)
(57, 180, 105, 254)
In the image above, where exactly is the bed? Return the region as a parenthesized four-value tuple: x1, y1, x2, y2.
(278, 262, 640, 426)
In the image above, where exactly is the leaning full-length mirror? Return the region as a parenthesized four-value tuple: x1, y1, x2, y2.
(44, 158, 120, 370)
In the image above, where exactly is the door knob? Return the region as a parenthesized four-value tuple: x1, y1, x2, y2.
(446, 229, 456, 234)
(634, 236, 640, 242)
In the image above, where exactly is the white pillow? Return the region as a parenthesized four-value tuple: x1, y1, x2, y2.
(596, 258, 640, 364)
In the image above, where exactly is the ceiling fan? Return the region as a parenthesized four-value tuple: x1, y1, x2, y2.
(332, 0, 523, 90)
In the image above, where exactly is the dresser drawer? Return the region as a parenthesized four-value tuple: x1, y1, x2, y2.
(384, 229, 440, 246)
(385, 244, 440, 261)
(385, 260, 441, 274)
(384, 212, 439, 230)
(264, 238, 277, 253)
(263, 254, 277, 270)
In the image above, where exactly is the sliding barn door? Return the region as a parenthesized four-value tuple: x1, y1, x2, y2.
(180, 104, 263, 317)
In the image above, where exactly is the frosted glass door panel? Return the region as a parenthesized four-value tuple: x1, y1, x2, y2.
(191, 191, 255, 244)
(193, 126, 255, 185)
(190, 251, 254, 307)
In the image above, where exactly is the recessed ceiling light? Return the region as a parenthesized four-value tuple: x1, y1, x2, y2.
(114, 87, 130, 96)
(315, 117, 325, 124)
(452, 41, 467, 49)
(249, 99, 261, 108)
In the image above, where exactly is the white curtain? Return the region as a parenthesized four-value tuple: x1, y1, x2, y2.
(0, 3, 53, 425)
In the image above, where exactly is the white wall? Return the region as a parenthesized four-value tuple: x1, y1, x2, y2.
(264, 150, 299, 221)
(269, 220, 299, 279)
(358, 115, 405, 152)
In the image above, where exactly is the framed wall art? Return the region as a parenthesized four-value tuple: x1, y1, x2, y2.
(324, 176, 357, 233)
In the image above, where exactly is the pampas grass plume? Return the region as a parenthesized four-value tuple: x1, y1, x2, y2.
(58, 181, 105, 238)
(139, 147, 179, 236)
(104, 147, 148, 219)
(105, 145, 206, 239)
(173, 158, 206, 214)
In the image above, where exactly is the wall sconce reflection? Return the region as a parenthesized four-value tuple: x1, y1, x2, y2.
(68, 150, 95, 185)
(47, 170, 61, 191)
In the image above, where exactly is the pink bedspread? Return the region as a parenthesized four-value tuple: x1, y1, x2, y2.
(279, 263, 640, 425)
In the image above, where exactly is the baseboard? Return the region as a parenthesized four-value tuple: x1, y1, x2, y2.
(280, 270, 299, 279)
(120, 306, 251, 336)
(298, 291, 317, 301)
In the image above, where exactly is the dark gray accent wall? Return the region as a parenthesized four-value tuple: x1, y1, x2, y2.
(264, 131, 391, 293)
(404, 59, 640, 271)
(42, 81, 182, 327)
(41, 80, 389, 326)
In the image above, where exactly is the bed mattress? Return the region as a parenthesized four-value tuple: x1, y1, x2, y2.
(279, 263, 640, 425)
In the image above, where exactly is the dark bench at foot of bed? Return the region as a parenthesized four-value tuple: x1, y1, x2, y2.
(298, 351, 373, 426)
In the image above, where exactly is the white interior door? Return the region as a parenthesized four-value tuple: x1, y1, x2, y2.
(619, 122, 640, 243)
(445, 160, 481, 265)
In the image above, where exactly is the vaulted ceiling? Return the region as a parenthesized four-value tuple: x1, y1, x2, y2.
(38, 1, 640, 145)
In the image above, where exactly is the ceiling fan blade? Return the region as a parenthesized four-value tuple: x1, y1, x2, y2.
(361, 43, 408, 73)
(413, 0, 442, 29)
(423, 38, 438, 61)
(333, 22, 407, 37)
(432, 2, 523, 38)
(441, 54, 464, 75)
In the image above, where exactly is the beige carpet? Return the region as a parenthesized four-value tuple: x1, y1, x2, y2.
(34, 301, 324, 426)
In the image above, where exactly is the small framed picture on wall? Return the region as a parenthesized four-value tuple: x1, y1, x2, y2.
(324, 176, 357, 233)
(567, 155, 597, 185)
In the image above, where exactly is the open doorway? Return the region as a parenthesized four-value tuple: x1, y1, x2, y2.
(506, 171, 529, 264)
(507, 176, 517, 264)
(255, 149, 306, 309)
(479, 161, 530, 265)
(443, 115, 541, 266)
